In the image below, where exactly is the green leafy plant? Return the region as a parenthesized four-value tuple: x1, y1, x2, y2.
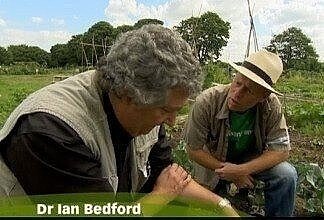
(202, 63, 232, 89)
(172, 140, 193, 173)
(295, 162, 324, 214)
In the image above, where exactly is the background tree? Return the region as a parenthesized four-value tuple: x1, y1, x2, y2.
(115, 24, 134, 37)
(266, 27, 320, 71)
(175, 11, 230, 64)
(133, 18, 164, 29)
(82, 21, 116, 65)
(65, 34, 83, 67)
(50, 44, 69, 67)
(0, 46, 12, 65)
(7, 45, 49, 66)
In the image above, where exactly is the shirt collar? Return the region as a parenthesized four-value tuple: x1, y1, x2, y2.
(103, 92, 133, 141)
(216, 92, 230, 119)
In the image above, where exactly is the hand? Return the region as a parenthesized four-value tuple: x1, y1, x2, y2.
(153, 163, 191, 195)
(232, 175, 254, 189)
(214, 162, 245, 181)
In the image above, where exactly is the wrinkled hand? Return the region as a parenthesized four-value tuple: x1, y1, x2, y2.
(232, 175, 254, 189)
(214, 162, 245, 182)
(153, 163, 191, 195)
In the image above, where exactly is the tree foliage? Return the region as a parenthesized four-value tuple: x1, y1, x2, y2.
(1, 16, 230, 68)
(133, 18, 164, 29)
(65, 34, 83, 67)
(7, 45, 50, 66)
(266, 27, 320, 71)
(175, 11, 230, 64)
(0, 46, 12, 65)
(49, 21, 117, 68)
(82, 21, 116, 65)
(115, 25, 134, 37)
(50, 44, 69, 67)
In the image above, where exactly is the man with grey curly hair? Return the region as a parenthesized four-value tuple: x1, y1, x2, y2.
(95, 24, 202, 136)
(0, 24, 238, 216)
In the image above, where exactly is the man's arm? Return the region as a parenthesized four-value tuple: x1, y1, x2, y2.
(188, 147, 289, 188)
(139, 163, 238, 216)
(180, 177, 238, 216)
(240, 150, 289, 175)
(186, 147, 223, 170)
(215, 150, 289, 181)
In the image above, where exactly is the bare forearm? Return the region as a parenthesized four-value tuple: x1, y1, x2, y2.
(180, 179, 221, 204)
(187, 147, 223, 170)
(141, 180, 220, 216)
(241, 150, 289, 175)
(180, 180, 238, 216)
(139, 190, 175, 216)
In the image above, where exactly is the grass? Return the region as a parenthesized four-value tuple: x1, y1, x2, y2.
(276, 71, 324, 100)
(1, 67, 323, 137)
(277, 72, 324, 136)
(0, 74, 57, 126)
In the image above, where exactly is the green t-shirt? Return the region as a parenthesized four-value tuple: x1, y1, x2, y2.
(227, 108, 256, 163)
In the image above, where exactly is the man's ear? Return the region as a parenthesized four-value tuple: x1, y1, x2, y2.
(120, 95, 133, 105)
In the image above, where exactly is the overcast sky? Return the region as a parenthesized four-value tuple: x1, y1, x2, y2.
(0, 0, 323, 62)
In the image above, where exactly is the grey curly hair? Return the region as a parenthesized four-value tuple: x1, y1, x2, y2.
(96, 24, 202, 106)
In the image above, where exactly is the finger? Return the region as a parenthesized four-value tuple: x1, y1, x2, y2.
(236, 182, 245, 189)
(180, 173, 191, 182)
(177, 166, 188, 179)
(179, 174, 192, 190)
(241, 177, 253, 189)
(182, 174, 192, 185)
(214, 168, 223, 174)
(246, 179, 254, 188)
(171, 163, 179, 172)
(179, 170, 188, 180)
(233, 178, 244, 189)
(176, 165, 184, 173)
(247, 175, 254, 183)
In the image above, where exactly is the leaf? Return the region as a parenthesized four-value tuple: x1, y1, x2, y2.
(320, 168, 324, 180)
(306, 173, 316, 188)
(306, 198, 316, 212)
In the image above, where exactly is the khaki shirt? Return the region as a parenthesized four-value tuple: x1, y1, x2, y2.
(183, 84, 290, 189)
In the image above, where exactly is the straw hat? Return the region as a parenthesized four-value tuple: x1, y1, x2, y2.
(229, 50, 283, 95)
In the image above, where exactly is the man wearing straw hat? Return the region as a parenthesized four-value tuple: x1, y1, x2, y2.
(184, 50, 297, 216)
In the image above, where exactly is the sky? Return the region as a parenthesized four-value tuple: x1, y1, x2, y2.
(0, 0, 323, 62)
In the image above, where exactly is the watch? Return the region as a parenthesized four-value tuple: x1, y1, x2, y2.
(218, 198, 231, 209)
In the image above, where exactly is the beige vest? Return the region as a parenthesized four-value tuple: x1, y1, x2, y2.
(0, 70, 159, 196)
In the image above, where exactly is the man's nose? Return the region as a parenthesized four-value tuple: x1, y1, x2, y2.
(234, 86, 244, 99)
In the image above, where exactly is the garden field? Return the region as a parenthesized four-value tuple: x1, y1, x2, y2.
(0, 67, 323, 216)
